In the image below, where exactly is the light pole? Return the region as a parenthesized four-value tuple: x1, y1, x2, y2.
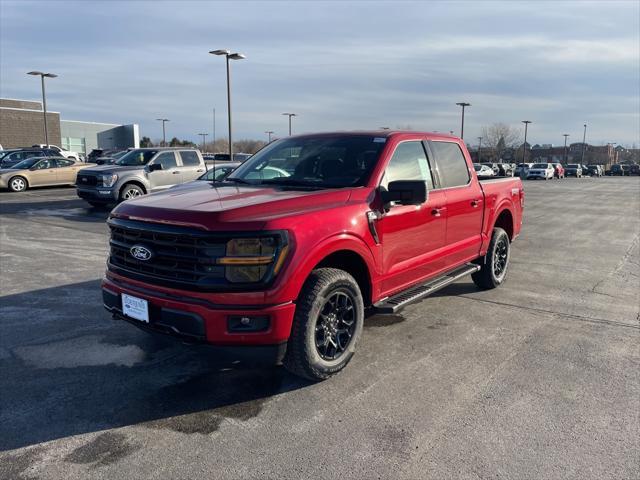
(198, 133, 209, 151)
(522, 120, 532, 163)
(27, 71, 57, 146)
(455, 102, 471, 139)
(282, 113, 297, 136)
(581, 123, 587, 165)
(265, 130, 274, 142)
(210, 49, 246, 160)
(563, 134, 570, 164)
(156, 118, 169, 146)
(212, 107, 216, 144)
(477, 136, 482, 163)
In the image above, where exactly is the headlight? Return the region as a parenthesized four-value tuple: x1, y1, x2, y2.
(101, 174, 118, 187)
(217, 237, 288, 283)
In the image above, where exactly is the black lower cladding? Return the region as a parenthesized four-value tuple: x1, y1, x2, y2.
(103, 288, 205, 341)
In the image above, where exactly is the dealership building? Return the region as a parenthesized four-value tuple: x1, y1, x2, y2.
(0, 98, 139, 155)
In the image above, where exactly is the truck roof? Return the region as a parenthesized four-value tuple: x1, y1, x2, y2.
(286, 130, 460, 140)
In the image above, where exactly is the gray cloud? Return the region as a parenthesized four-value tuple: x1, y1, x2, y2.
(1, 0, 638, 146)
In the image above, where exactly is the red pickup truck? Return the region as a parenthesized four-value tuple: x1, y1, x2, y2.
(102, 131, 524, 380)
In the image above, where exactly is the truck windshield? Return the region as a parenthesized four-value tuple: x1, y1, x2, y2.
(227, 135, 385, 188)
(116, 150, 158, 166)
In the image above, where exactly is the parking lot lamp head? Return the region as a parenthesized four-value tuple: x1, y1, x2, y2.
(27, 71, 57, 146)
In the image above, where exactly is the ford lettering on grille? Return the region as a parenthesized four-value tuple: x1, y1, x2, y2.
(130, 245, 153, 261)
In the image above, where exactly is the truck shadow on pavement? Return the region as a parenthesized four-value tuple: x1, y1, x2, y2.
(0, 280, 311, 451)
(0, 198, 112, 223)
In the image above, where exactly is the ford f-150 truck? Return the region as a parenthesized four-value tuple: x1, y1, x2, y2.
(102, 131, 524, 380)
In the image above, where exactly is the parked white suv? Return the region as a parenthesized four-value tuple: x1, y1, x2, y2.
(32, 144, 81, 161)
(527, 163, 555, 180)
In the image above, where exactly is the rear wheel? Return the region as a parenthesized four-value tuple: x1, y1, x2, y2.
(284, 268, 364, 381)
(119, 184, 144, 202)
(8, 176, 28, 192)
(472, 227, 510, 290)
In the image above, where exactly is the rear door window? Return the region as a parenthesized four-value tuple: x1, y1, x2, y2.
(430, 141, 470, 188)
(154, 152, 177, 169)
(179, 151, 200, 166)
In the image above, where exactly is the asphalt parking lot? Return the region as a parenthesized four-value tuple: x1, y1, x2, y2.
(1, 178, 638, 480)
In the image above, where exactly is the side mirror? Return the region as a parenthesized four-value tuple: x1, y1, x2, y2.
(381, 180, 427, 207)
(148, 163, 163, 172)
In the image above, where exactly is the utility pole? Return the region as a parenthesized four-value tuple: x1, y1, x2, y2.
(455, 102, 471, 139)
(522, 120, 532, 163)
(210, 49, 246, 161)
(27, 71, 57, 146)
(563, 134, 570, 164)
(198, 133, 209, 152)
(282, 113, 297, 136)
(212, 108, 216, 145)
(581, 123, 587, 165)
(477, 136, 482, 163)
(156, 118, 169, 146)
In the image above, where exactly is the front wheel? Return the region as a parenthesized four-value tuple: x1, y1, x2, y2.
(8, 176, 28, 192)
(119, 183, 144, 202)
(284, 268, 364, 381)
(472, 227, 511, 290)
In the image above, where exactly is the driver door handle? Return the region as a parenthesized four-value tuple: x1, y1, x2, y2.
(431, 207, 443, 217)
(172, 171, 180, 174)
(471, 199, 481, 207)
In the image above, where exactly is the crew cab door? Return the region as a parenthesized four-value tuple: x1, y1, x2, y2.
(429, 140, 484, 267)
(147, 151, 181, 190)
(177, 150, 206, 182)
(377, 140, 447, 295)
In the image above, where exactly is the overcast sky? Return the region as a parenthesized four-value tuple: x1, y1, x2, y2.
(1, 0, 639, 147)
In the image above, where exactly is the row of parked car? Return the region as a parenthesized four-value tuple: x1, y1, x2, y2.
(473, 161, 639, 180)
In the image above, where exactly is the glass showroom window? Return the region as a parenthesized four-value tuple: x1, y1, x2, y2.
(62, 137, 86, 155)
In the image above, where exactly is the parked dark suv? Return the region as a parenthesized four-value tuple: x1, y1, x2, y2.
(0, 148, 59, 168)
(610, 164, 629, 176)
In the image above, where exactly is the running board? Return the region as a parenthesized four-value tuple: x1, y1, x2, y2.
(373, 264, 480, 314)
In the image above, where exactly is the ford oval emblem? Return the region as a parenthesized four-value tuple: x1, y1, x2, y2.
(130, 245, 153, 261)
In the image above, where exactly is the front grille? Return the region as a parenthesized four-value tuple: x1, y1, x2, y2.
(107, 217, 286, 291)
(77, 173, 98, 186)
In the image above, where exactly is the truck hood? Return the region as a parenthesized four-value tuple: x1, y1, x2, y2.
(111, 180, 355, 231)
(80, 165, 145, 175)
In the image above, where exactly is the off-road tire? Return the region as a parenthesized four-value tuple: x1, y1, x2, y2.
(472, 227, 511, 290)
(119, 183, 144, 202)
(284, 268, 364, 381)
(8, 176, 28, 192)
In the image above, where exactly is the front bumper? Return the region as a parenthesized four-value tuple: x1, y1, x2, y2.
(102, 275, 295, 360)
(77, 186, 118, 203)
(527, 171, 548, 178)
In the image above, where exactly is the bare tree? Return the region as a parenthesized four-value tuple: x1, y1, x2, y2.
(481, 123, 521, 161)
